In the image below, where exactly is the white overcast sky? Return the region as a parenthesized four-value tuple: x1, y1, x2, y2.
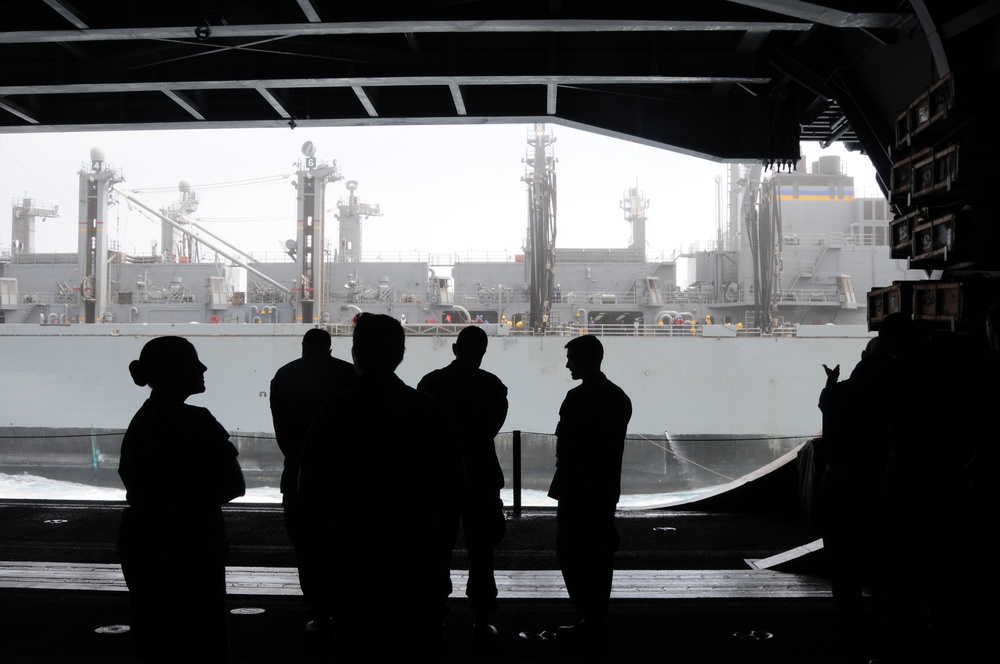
(0, 123, 880, 260)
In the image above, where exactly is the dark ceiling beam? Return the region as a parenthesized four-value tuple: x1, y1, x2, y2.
(39, 1, 93, 61)
(404, 33, 420, 53)
(940, 1, 1000, 39)
(88, 34, 416, 75)
(7, 45, 769, 87)
(162, 90, 205, 120)
(352, 86, 378, 116)
(555, 89, 800, 161)
(0, 74, 772, 97)
(711, 25, 773, 97)
(910, 0, 950, 78)
(449, 83, 467, 116)
(0, 115, 544, 135)
(0, 20, 813, 45)
(0, 97, 39, 124)
(41, 0, 89, 30)
(818, 113, 850, 148)
(295, 0, 322, 24)
(256, 87, 292, 119)
(825, 70, 894, 193)
(723, 0, 914, 29)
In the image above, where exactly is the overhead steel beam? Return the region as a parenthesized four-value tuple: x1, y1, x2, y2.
(910, 0, 950, 78)
(41, 0, 90, 30)
(162, 90, 205, 120)
(0, 20, 813, 45)
(941, 1, 1000, 39)
(0, 97, 39, 124)
(352, 86, 378, 116)
(449, 83, 467, 115)
(724, 0, 914, 29)
(0, 74, 772, 97)
(295, 0, 322, 23)
(256, 87, 292, 119)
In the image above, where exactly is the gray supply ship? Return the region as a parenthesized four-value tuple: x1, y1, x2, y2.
(0, 128, 921, 500)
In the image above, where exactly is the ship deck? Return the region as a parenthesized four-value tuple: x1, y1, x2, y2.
(0, 500, 883, 663)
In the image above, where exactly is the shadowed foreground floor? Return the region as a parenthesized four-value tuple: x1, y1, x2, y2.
(0, 500, 873, 663)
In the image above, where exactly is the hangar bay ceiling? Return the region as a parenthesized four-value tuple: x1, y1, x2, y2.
(0, 2, 996, 191)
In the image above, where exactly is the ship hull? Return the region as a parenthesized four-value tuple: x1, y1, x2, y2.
(1, 323, 867, 500)
(1, 323, 869, 436)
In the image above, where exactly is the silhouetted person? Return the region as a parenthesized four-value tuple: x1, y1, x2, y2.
(971, 304, 1000, 655)
(878, 316, 977, 662)
(117, 336, 245, 663)
(269, 328, 355, 631)
(818, 337, 887, 659)
(417, 325, 508, 644)
(298, 313, 464, 659)
(548, 334, 632, 646)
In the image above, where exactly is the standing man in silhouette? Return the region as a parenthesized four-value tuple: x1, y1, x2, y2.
(299, 313, 464, 658)
(548, 334, 632, 646)
(269, 328, 355, 631)
(418, 325, 508, 644)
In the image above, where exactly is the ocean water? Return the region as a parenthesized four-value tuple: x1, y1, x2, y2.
(0, 473, 280, 503)
(0, 431, 804, 508)
(0, 473, 711, 508)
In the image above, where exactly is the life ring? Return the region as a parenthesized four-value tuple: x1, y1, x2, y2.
(209, 315, 220, 324)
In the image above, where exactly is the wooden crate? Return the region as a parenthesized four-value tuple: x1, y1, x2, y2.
(889, 208, 928, 259)
(912, 144, 960, 199)
(868, 281, 914, 330)
(911, 213, 954, 265)
(895, 109, 910, 149)
(910, 74, 956, 141)
(890, 150, 921, 200)
(911, 278, 995, 327)
(908, 209, 987, 269)
(898, 74, 957, 148)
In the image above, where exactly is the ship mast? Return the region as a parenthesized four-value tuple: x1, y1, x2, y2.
(160, 180, 200, 262)
(77, 147, 123, 324)
(622, 182, 648, 260)
(744, 170, 780, 332)
(10, 197, 59, 255)
(335, 180, 381, 262)
(294, 141, 342, 324)
(522, 124, 557, 331)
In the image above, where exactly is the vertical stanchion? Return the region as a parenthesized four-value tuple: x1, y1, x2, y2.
(513, 429, 522, 519)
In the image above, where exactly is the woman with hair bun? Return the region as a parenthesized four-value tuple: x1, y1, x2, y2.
(117, 336, 245, 663)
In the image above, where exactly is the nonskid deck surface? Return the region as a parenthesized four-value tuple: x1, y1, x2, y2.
(0, 501, 872, 663)
(0, 561, 831, 599)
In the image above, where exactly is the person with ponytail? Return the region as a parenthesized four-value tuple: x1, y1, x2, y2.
(117, 336, 245, 663)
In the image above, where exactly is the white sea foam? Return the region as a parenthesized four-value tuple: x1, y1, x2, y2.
(0, 473, 279, 503)
(1, 474, 710, 508)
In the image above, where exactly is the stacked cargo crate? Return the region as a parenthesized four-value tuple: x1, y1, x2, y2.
(870, 74, 996, 331)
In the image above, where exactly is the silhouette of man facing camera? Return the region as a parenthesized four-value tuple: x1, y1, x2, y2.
(298, 313, 464, 658)
(418, 325, 508, 644)
(269, 328, 355, 631)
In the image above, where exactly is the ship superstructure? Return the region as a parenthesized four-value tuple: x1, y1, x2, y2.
(685, 157, 922, 329)
(0, 132, 922, 498)
(1, 134, 917, 333)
